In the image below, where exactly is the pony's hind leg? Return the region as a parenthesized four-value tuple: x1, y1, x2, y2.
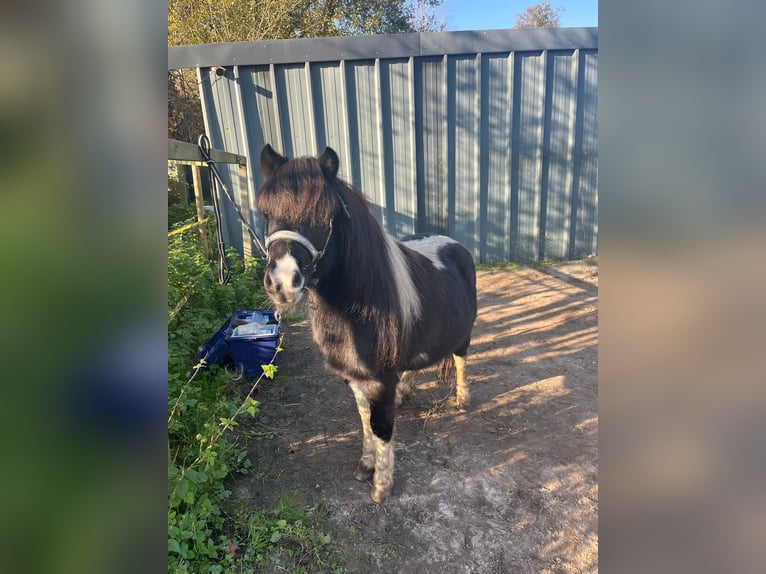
(454, 353, 470, 409)
(436, 349, 470, 409)
(347, 381, 375, 481)
(395, 370, 416, 407)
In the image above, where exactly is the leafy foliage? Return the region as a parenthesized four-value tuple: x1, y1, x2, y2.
(168, 165, 197, 225)
(167, 216, 346, 572)
(168, 214, 274, 572)
(168, 0, 445, 47)
(228, 495, 345, 572)
(514, 1, 564, 29)
(168, 70, 206, 143)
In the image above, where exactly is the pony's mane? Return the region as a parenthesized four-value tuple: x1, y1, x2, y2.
(330, 177, 421, 366)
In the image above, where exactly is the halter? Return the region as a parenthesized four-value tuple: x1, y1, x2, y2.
(263, 193, 349, 283)
(265, 217, 334, 264)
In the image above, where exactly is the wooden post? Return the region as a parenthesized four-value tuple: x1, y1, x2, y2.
(191, 164, 211, 259)
(238, 163, 252, 259)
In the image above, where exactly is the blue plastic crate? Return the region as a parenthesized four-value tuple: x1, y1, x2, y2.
(197, 309, 281, 379)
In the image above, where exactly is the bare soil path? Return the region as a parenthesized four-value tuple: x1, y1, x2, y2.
(232, 261, 598, 573)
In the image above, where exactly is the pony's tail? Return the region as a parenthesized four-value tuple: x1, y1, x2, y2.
(436, 355, 455, 386)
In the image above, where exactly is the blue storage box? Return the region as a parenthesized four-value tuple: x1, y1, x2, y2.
(197, 309, 281, 379)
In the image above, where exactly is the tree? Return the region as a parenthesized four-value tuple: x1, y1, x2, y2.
(167, 0, 447, 47)
(514, 2, 564, 29)
(168, 70, 205, 144)
(407, 0, 448, 33)
(168, 0, 340, 46)
(168, 0, 446, 141)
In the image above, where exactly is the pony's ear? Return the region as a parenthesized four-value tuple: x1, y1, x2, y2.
(318, 147, 339, 182)
(260, 144, 287, 179)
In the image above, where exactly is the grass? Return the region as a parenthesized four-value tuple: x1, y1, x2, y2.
(476, 256, 597, 271)
(226, 494, 347, 573)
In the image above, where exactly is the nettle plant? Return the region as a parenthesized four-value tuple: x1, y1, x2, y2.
(168, 217, 280, 572)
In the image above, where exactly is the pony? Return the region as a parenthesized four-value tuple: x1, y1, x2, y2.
(257, 144, 477, 503)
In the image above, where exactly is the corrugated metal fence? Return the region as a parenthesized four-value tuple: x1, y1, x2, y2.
(169, 28, 598, 262)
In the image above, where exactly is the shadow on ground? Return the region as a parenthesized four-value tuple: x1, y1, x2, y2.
(230, 261, 598, 574)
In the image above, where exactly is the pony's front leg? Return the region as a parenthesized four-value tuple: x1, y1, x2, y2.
(347, 380, 376, 481)
(348, 374, 398, 503)
(369, 372, 398, 504)
(370, 428, 395, 504)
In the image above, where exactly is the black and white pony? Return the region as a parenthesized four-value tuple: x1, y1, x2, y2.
(257, 145, 477, 503)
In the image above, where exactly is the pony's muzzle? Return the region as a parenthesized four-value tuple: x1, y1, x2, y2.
(264, 255, 305, 305)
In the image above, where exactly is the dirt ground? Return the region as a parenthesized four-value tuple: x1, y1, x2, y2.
(232, 260, 598, 573)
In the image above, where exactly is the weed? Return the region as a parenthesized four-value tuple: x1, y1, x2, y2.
(475, 260, 522, 271)
(168, 214, 268, 572)
(168, 216, 345, 573)
(475, 259, 568, 271)
(226, 496, 346, 573)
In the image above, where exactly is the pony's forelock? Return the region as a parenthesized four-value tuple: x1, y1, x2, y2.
(257, 158, 337, 226)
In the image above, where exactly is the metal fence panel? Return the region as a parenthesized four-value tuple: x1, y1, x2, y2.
(544, 50, 578, 260)
(483, 53, 512, 263)
(380, 58, 417, 236)
(171, 28, 598, 263)
(574, 51, 599, 259)
(450, 54, 481, 256)
(416, 56, 448, 235)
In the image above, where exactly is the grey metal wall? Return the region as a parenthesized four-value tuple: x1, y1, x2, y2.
(169, 28, 598, 262)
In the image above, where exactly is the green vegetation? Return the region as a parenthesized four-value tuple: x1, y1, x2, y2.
(227, 495, 346, 573)
(476, 257, 598, 271)
(167, 209, 345, 573)
(475, 261, 524, 271)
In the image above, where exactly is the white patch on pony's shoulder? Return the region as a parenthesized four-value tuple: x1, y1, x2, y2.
(383, 231, 421, 334)
(403, 235, 457, 271)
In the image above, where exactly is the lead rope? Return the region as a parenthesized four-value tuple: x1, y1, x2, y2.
(207, 154, 230, 284)
(197, 135, 268, 284)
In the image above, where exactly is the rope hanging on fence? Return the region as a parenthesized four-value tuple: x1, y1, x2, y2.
(197, 135, 268, 284)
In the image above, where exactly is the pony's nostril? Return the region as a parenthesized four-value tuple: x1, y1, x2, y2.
(264, 272, 273, 289)
(292, 270, 303, 289)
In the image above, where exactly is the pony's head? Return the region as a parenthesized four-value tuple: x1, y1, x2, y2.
(257, 144, 343, 306)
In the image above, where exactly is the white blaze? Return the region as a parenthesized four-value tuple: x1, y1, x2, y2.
(271, 253, 304, 293)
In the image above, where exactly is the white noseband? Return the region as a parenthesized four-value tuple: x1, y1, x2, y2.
(265, 230, 322, 261)
(265, 218, 334, 264)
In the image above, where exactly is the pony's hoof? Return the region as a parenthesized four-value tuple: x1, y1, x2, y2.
(354, 464, 374, 482)
(456, 390, 470, 410)
(370, 485, 390, 504)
